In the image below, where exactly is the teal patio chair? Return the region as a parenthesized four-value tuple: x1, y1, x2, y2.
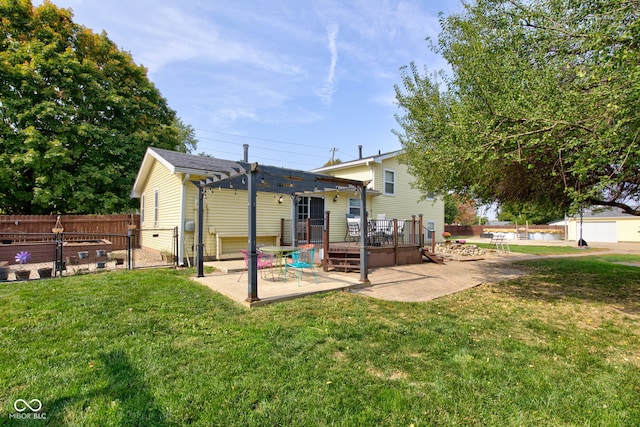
(283, 247, 318, 287)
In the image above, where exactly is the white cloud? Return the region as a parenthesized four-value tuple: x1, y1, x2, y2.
(32, 0, 463, 167)
(316, 22, 340, 106)
(113, 5, 304, 77)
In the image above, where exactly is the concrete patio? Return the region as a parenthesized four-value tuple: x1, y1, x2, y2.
(192, 240, 640, 308)
(194, 258, 371, 307)
(194, 250, 528, 307)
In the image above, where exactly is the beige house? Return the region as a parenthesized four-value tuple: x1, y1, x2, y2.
(131, 147, 445, 264)
(312, 150, 445, 243)
(131, 148, 292, 263)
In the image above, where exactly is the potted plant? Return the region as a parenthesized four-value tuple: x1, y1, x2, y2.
(0, 261, 9, 281)
(14, 251, 31, 280)
(38, 266, 53, 278)
(442, 231, 452, 244)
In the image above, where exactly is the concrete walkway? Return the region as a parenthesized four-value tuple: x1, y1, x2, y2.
(193, 240, 640, 307)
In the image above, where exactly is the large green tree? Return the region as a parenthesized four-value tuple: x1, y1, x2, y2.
(395, 0, 640, 216)
(0, 0, 195, 214)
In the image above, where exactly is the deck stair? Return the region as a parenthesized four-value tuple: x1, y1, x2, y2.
(421, 248, 445, 264)
(325, 246, 362, 272)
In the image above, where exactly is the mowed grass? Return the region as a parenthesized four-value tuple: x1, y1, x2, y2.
(474, 242, 588, 255)
(1, 256, 639, 426)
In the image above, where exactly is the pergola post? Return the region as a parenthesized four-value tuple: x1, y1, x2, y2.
(292, 196, 299, 246)
(359, 186, 369, 284)
(246, 169, 259, 302)
(323, 210, 330, 272)
(196, 184, 205, 278)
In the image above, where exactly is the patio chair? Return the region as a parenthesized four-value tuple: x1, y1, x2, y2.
(346, 217, 361, 241)
(237, 249, 275, 282)
(283, 247, 318, 287)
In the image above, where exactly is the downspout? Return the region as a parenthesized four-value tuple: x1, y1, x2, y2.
(180, 173, 190, 266)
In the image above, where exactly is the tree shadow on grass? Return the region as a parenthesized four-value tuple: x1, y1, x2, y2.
(46, 349, 167, 426)
(497, 258, 640, 315)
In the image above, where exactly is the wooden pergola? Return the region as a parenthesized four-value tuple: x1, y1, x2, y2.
(193, 162, 369, 303)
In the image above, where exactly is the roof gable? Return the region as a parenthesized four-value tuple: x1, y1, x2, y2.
(311, 150, 401, 173)
(130, 147, 245, 198)
(149, 147, 243, 174)
(582, 207, 638, 219)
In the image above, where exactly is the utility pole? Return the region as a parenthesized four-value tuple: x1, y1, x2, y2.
(329, 147, 339, 163)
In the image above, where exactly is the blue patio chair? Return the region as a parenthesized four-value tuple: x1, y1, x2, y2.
(283, 247, 317, 286)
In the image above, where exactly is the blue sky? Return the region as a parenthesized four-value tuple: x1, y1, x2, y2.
(38, 0, 463, 170)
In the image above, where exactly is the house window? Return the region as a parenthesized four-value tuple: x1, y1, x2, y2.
(348, 198, 361, 217)
(426, 221, 435, 240)
(384, 169, 396, 195)
(298, 196, 324, 221)
(141, 194, 145, 225)
(297, 197, 309, 221)
(154, 189, 159, 226)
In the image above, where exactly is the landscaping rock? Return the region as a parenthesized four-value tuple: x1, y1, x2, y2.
(436, 243, 486, 257)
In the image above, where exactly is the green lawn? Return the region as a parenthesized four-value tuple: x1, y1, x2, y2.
(474, 242, 599, 255)
(1, 256, 639, 426)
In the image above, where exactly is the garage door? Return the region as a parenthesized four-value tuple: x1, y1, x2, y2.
(577, 222, 617, 243)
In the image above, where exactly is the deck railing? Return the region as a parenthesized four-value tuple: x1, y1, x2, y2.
(281, 216, 432, 248)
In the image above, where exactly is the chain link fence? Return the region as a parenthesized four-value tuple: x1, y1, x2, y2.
(0, 228, 177, 282)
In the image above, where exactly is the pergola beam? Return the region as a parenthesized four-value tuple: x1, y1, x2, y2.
(193, 162, 369, 301)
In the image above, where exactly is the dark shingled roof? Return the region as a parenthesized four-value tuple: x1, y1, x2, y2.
(150, 147, 245, 173)
(583, 207, 636, 218)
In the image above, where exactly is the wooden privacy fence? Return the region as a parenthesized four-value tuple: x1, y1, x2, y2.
(0, 215, 140, 250)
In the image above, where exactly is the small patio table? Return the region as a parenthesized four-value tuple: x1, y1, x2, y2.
(259, 246, 298, 280)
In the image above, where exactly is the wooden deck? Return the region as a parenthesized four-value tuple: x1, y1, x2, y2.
(325, 242, 424, 271)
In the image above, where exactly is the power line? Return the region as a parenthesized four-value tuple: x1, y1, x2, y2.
(195, 135, 329, 160)
(192, 128, 363, 167)
(195, 128, 322, 149)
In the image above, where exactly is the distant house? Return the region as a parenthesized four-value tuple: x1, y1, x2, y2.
(131, 147, 445, 264)
(551, 208, 640, 243)
(311, 149, 445, 242)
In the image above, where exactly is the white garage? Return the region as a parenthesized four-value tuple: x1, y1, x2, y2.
(559, 207, 640, 243)
(577, 221, 617, 243)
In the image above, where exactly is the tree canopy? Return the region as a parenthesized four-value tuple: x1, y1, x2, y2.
(394, 0, 640, 216)
(0, 0, 195, 214)
(497, 200, 564, 225)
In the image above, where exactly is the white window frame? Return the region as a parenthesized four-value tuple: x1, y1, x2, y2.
(383, 168, 396, 196)
(153, 188, 159, 226)
(348, 198, 361, 217)
(140, 193, 145, 225)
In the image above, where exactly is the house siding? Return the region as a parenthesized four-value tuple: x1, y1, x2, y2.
(139, 161, 183, 254)
(324, 156, 445, 242)
(182, 184, 291, 259)
(326, 192, 377, 242)
(618, 218, 640, 242)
